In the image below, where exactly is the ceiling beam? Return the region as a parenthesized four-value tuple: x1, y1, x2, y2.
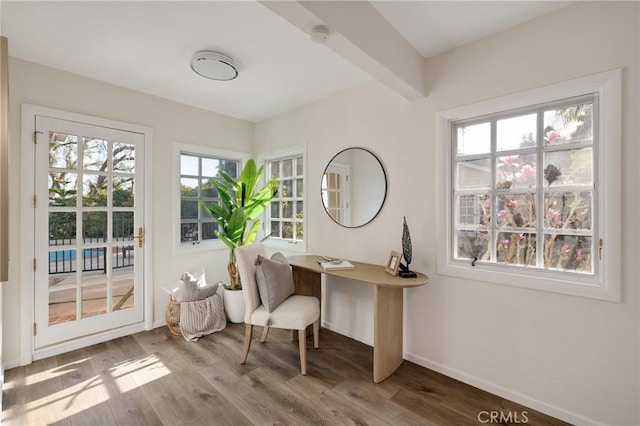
(260, 1, 427, 100)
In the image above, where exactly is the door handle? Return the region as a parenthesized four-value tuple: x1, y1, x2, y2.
(133, 227, 144, 248)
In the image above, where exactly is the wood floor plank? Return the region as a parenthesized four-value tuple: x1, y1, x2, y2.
(1, 364, 26, 426)
(333, 378, 434, 425)
(286, 373, 390, 426)
(22, 355, 71, 426)
(3, 323, 570, 426)
(55, 346, 118, 426)
(89, 338, 162, 426)
(242, 367, 333, 425)
(200, 362, 298, 425)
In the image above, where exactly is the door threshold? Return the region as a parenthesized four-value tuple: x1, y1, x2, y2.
(32, 322, 146, 362)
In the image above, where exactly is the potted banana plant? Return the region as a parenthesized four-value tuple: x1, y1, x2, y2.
(200, 159, 277, 322)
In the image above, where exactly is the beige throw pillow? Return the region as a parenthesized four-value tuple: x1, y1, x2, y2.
(255, 254, 295, 313)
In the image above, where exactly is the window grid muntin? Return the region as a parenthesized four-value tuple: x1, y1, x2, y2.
(452, 94, 596, 275)
(179, 152, 239, 244)
(268, 155, 304, 242)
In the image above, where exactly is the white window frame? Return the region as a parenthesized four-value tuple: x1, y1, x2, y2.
(436, 69, 621, 302)
(173, 142, 248, 254)
(258, 145, 307, 253)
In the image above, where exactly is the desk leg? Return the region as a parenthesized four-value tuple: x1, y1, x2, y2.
(373, 286, 403, 383)
(291, 266, 322, 340)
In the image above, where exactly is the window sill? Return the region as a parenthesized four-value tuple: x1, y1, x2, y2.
(173, 240, 228, 256)
(437, 256, 621, 302)
(264, 238, 306, 254)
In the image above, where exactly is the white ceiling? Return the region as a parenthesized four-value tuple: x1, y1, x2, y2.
(2, 1, 572, 123)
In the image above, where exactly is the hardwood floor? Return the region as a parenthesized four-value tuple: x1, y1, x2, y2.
(2, 324, 568, 425)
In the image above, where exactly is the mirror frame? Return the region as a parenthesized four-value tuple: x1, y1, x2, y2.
(321, 147, 387, 228)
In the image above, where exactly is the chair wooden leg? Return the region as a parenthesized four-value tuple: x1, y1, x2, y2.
(260, 326, 269, 343)
(298, 329, 307, 375)
(313, 319, 319, 348)
(240, 324, 253, 364)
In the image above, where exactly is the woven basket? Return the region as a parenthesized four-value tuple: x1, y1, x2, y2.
(165, 296, 182, 335)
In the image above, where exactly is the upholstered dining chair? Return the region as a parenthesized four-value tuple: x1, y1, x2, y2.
(235, 243, 320, 375)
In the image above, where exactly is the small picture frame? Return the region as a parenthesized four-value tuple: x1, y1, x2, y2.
(385, 251, 401, 276)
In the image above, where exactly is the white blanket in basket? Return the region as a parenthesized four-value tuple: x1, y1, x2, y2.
(179, 293, 226, 341)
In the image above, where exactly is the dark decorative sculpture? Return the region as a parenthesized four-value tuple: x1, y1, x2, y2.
(399, 216, 417, 278)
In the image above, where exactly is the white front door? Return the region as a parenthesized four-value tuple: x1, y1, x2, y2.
(33, 115, 145, 349)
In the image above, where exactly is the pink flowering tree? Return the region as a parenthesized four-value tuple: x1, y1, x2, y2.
(456, 103, 593, 273)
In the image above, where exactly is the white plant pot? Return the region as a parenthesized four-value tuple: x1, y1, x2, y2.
(223, 287, 245, 323)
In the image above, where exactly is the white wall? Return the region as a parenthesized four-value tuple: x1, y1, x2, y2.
(254, 2, 639, 425)
(4, 58, 253, 363)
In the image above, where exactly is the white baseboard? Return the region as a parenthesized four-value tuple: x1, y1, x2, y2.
(3, 359, 21, 370)
(152, 319, 166, 329)
(404, 351, 604, 426)
(321, 320, 373, 347)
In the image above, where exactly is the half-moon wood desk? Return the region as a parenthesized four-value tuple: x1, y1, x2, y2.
(287, 255, 429, 383)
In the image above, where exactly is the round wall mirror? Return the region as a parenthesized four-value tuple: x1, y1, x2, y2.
(321, 148, 387, 228)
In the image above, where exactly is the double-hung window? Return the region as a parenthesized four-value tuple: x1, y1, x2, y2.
(178, 148, 241, 247)
(437, 70, 621, 301)
(265, 154, 305, 247)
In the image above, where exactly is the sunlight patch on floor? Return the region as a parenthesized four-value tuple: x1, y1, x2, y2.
(111, 354, 171, 393)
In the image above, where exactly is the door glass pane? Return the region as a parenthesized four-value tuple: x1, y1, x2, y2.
(113, 142, 135, 173)
(82, 174, 108, 206)
(49, 172, 77, 206)
(113, 212, 134, 241)
(113, 279, 135, 311)
(82, 283, 107, 319)
(49, 249, 77, 278)
(49, 212, 76, 247)
(49, 133, 78, 169)
(83, 138, 108, 171)
(113, 176, 134, 207)
(49, 288, 77, 325)
(113, 244, 135, 271)
(80, 247, 107, 275)
(83, 212, 107, 243)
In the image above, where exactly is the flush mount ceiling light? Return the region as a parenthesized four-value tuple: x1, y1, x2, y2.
(190, 51, 238, 81)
